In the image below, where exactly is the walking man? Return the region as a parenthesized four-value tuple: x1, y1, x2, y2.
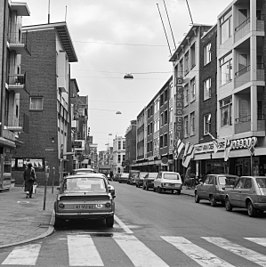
(24, 163, 36, 198)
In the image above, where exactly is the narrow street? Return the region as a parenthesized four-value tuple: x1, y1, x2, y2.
(0, 182, 265, 267)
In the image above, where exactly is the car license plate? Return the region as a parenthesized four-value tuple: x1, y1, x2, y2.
(75, 204, 94, 209)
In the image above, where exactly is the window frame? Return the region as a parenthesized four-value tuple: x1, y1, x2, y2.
(29, 96, 44, 111)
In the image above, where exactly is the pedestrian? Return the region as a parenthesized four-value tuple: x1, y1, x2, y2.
(24, 163, 36, 198)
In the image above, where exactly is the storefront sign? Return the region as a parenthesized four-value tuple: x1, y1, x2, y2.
(194, 136, 257, 154)
(175, 84, 183, 139)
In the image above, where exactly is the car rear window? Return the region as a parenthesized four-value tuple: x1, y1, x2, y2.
(218, 176, 236, 186)
(163, 173, 180, 180)
(256, 178, 266, 188)
(65, 178, 106, 192)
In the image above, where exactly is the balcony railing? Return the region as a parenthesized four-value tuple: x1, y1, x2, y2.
(235, 114, 265, 134)
(7, 30, 31, 55)
(235, 17, 250, 42)
(7, 73, 27, 92)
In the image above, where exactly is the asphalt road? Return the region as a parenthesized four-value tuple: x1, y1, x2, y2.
(0, 182, 265, 267)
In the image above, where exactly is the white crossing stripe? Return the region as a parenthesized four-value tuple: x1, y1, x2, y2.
(2, 244, 41, 265)
(113, 233, 169, 267)
(162, 236, 234, 267)
(67, 235, 104, 266)
(203, 237, 266, 267)
(245, 238, 266, 247)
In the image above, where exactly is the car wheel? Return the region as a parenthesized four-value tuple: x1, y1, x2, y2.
(54, 217, 63, 228)
(176, 190, 181, 195)
(106, 216, 114, 227)
(225, 197, 232, 211)
(247, 201, 256, 217)
(158, 187, 162, 193)
(195, 192, 200, 203)
(210, 195, 216, 207)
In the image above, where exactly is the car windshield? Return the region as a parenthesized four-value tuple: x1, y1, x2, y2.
(218, 176, 236, 186)
(64, 178, 106, 192)
(147, 173, 158, 178)
(163, 173, 180, 180)
(256, 178, 266, 188)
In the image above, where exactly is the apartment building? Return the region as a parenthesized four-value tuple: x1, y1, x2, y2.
(214, 0, 266, 176)
(112, 136, 125, 174)
(170, 24, 212, 175)
(124, 120, 136, 172)
(0, 1, 30, 189)
(194, 25, 221, 176)
(12, 22, 78, 185)
(136, 109, 145, 163)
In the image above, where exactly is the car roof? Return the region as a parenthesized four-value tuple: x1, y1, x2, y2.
(207, 174, 238, 177)
(239, 176, 266, 179)
(64, 173, 107, 180)
(73, 168, 95, 172)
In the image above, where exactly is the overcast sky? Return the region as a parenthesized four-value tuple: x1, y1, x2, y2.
(18, 0, 232, 151)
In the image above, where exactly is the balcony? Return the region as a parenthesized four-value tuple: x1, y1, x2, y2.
(7, 73, 27, 93)
(7, 31, 31, 55)
(235, 17, 250, 43)
(235, 114, 265, 134)
(234, 65, 250, 88)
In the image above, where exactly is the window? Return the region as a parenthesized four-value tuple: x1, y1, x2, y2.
(123, 141, 125, 149)
(164, 89, 168, 102)
(220, 53, 232, 85)
(190, 112, 195, 136)
(203, 78, 211, 100)
(118, 141, 121, 150)
(190, 78, 196, 102)
(184, 116, 189, 137)
(184, 84, 189, 106)
(184, 52, 189, 74)
(160, 94, 164, 106)
(160, 135, 163, 148)
(160, 113, 163, 126)
(220, 97, 232, 126)
(30, 97, 43, 110)
(203, 113, 211, 135)
(164, 134, 168, 147)
(191, 43, 196, 68)
(204, 43, 212, 65)
(118, 155, 121, 163)
(220, 10, 232, 44)
(164, 110, 168, 124)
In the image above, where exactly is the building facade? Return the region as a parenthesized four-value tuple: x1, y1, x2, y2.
(13, 22, 78, 185)
(124, 120, 136, 172)
(0, 1, 30, 189)
(112, 136, 125, 174)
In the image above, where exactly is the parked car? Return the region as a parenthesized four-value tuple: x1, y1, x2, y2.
(143, 172, 158, 190)
(72, 168, 96, 174)
(135, 172, 148, 188)
(113, 173, 121, 182)
(118, 173, 129, 183)
(154, 171, 183, 194)
(54, 173, 115, 227)
(224, 176, 266, 217)
(195, 174, 238, 206)
(127, 170, 140, 185)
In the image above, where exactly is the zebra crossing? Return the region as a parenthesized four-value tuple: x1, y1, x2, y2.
(1, 234, 266, 266)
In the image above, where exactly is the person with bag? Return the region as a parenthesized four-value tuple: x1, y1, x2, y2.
(23, 163, 36, 198)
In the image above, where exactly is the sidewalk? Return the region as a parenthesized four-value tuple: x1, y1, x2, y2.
(0, 185, 56, 249)
(182, 186, 195, 197)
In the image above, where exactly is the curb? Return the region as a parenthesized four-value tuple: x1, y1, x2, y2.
(0, 210, 55, 249)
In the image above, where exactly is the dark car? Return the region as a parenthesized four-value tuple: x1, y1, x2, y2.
(54, 173, 115, 227)
(118, 173, 129, 183)
(224, 176, 266, 217)
(143, 172, 158, 191)
(127, 170, 140, 185)
(195, 174, 238, 206)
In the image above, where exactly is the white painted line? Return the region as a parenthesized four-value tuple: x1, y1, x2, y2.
(67, 235, 103, 266)
(203, 237, 266, 267)
(245, 238, 266, 247)
(2, 244, 41, 265)
(114, 214, 133, 234)
(113, 233, 169, 267)
(162, 236, 234, 267)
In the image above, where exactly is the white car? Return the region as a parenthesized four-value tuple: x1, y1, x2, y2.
(153, 171, 183, 194)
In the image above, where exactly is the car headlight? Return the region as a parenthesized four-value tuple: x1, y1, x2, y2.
(58, 202, 65, 209)
(105, 202, 111, 208)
